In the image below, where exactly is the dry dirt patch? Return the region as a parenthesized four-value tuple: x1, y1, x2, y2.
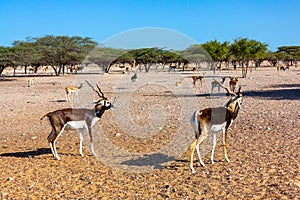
(0, 67, 299, 199)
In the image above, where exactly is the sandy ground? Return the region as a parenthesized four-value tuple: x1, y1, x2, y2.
(0, 66, 299, 199)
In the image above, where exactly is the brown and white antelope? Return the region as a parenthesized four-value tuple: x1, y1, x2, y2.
(211, 77, 226, 93)
(65, 83, 83, 102)
(67, 65, 79, 74)
(192, 75, 204, 87)
(41, 82, 112, 160)
(229, 77, 238, 92)
(189, 84, 243, 173)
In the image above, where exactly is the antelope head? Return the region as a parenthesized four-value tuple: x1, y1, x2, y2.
(214, 79, 243, 111)
(86, 80, 112, 117)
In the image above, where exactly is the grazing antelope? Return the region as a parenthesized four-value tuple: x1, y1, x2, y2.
(65, 83, 83, 102)
(192, 75, 204, 87)
(189, 84, 243, 173)
(229, 77, 238, 93)
(211, 77, 226, 93)
(41, 82, 112, 160)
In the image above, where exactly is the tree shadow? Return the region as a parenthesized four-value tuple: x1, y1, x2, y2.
(0, 148, 51, 158)
(269, 83, 300, 88)
(50, 99, 67, 103)
(121, 153, 175, 170)
(244, 88, 300, 100)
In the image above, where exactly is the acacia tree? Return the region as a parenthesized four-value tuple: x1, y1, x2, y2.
(180, 44, 212, 69)
(230, 38, 268, 77)
(0, 46, 14, 76)
(277, 46, 300, 66)
(35, 35, 97, 76)
(248, 39, 268, 70)
(12, 38, 43, 75)
(202, 40, 230, 70)
(103, 47, 190, 72)
(87, 47, 129, 73)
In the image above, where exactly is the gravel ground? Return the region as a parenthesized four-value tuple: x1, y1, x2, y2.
(0, 66, 299, 199)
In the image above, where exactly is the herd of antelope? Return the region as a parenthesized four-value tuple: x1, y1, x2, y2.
(36, 66, 244, 174)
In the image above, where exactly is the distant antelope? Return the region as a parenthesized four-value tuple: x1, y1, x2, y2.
(190, 84, 243, 173)
(27, 78, 34, 87)
(43, 66, 49, 74)
(229, 77, 238, 92)
(65, 83, 83, 102)
(68, 65, 79, 74)
(211, 77, 226, 93)
(28, 66, 35, 74)
(168, 64, 177, 73)
(175, 78, 184, 88)
(192, 75, 204, 87)
(41, 81, 112, 160)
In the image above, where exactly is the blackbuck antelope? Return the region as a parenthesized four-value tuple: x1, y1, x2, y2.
(211, 77, 226, 93)
(189, 84, 243, 173)
(229, 77, 238, 92)
(192, 75, 204, 87)
(65, 83, 83, 102)
(41, 82, 112, 160)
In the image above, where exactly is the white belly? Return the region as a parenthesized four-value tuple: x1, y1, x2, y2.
(211, 122, 226, 132)
(65, 121, 87, 129)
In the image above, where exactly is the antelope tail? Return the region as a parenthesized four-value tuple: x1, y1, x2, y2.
(40, 113, 49, 120)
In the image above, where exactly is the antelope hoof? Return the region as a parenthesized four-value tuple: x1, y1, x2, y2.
(211, 160, 215, 165)
(190, 167, 197, 174)
(91, 151, 97, 158)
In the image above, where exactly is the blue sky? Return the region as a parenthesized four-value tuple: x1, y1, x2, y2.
(0, 0, 299, 51)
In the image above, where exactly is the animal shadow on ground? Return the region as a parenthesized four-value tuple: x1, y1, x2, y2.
(0, 148, 51, 158)
(244, 83, 300, 100)
(50, 100, 67, 102)
(189, 83, 300, 100)
(121, 153, 175, 170)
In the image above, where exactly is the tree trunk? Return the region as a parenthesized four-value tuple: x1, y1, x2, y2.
(0, 67, 5, 76)
(24, 65, 28, 74)
(51, 66, 59, 76)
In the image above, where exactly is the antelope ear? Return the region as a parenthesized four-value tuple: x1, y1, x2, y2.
(93, 100, 102, 104)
